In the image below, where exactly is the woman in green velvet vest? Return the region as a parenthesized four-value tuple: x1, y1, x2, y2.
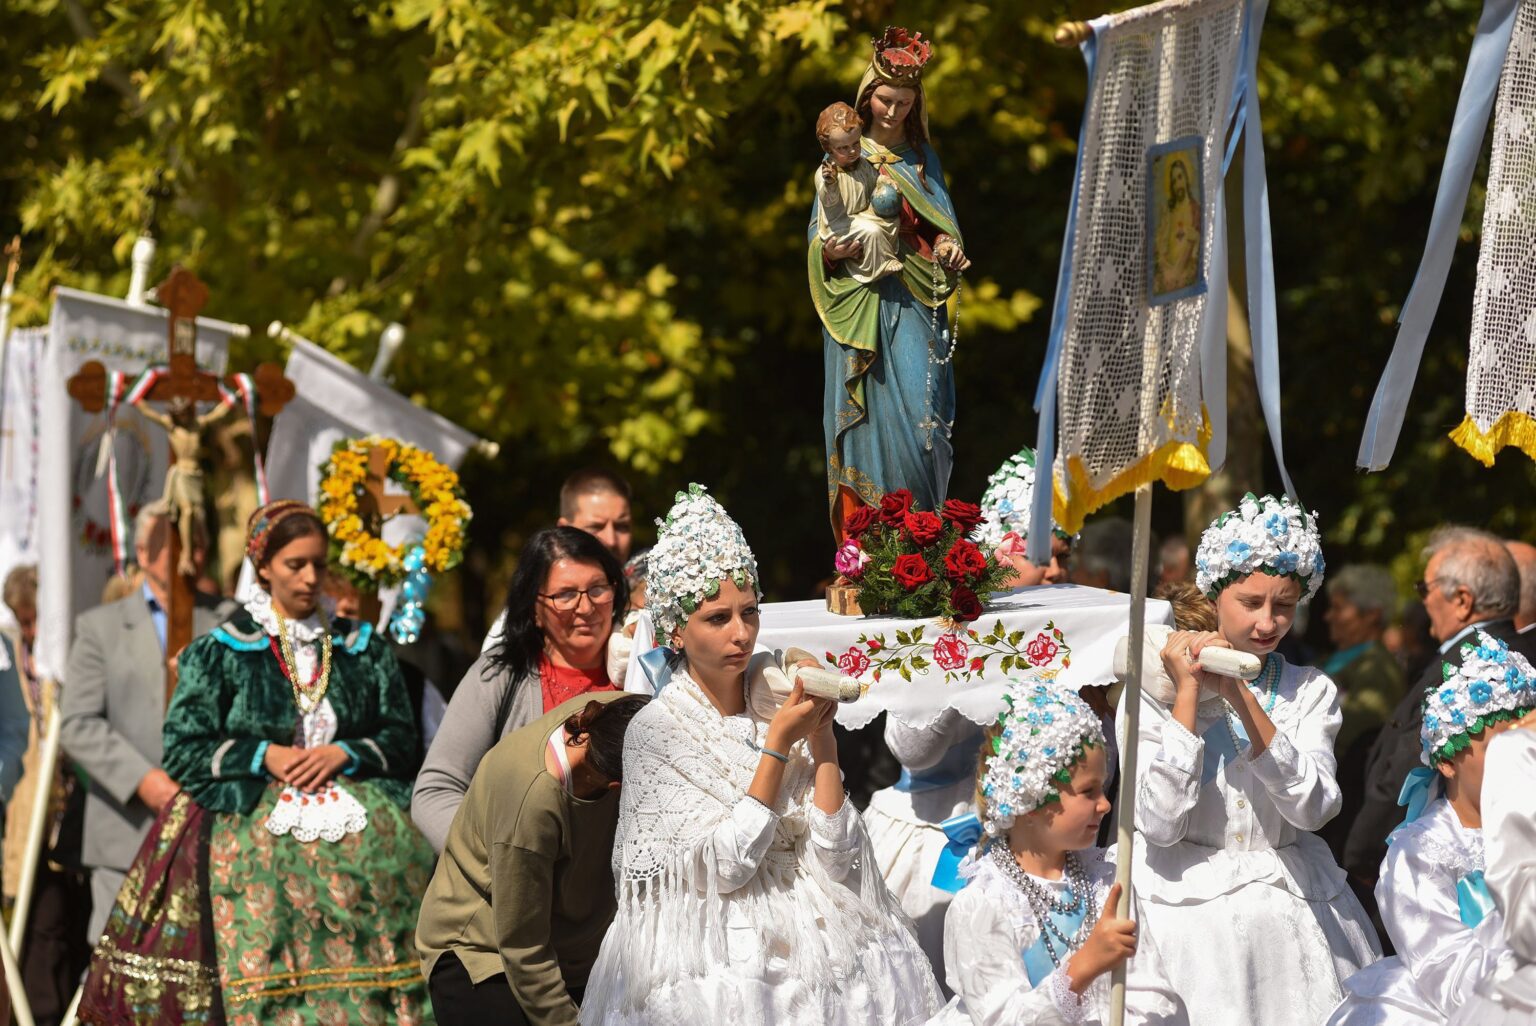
(79, 500, 435, 1026)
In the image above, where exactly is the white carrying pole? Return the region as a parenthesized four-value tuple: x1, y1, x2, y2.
(0, 928, 36, 1026)
(368, 322, 406, 380)
(8, 684, 62, 955)
(1108, 484, 1153, 1023)
(124, 234, 155, 307)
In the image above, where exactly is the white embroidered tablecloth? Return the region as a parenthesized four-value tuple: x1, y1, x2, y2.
(757, 583, 1172, 730)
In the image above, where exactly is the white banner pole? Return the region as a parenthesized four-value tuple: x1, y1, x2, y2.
(8, 684, 62, 955)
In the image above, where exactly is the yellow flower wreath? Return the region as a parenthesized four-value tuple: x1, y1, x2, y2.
(317, 435, 472, 590)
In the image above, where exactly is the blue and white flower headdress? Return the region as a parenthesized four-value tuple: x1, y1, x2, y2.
(647, 484, 761, 639)
(975, 446, 1067, 549)
(1194, 492, 1325, 602)
(979, 678, 1105, 838)
(1422, 629, 1536, 766)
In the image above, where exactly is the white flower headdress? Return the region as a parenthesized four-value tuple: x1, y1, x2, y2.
(1422, 629, 1536, 766)
(979, 678, 1105, 838)
(1194, 492, 1325, 602)
(647, 484, 761, 639)
(975, 446, 1066, 549)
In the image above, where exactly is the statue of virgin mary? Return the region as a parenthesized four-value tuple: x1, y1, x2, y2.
(809, 27, 970, 541)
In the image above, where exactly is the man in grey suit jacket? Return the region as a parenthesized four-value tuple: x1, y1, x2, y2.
(60, 502, 232, 942)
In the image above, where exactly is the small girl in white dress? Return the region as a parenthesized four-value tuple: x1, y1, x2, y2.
(1126, 494, 1381, 1024)
(1329, 630, 1532, 1024)
(934, 679, 1185, 1025)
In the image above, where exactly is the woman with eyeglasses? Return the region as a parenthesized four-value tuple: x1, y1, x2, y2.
(413, 526, 629, 851)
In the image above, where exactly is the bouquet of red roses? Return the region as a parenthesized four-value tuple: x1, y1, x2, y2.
(833, 489, 1013, 621)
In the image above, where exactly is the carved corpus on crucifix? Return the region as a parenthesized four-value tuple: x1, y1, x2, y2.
(67, 266, 295, 696)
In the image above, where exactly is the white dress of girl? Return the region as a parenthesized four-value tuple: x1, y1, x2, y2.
(1125, 655, 1381, 1025)
(1451, 727, 1536, 1025)
(933, 846, 1186, 1026)
(579, 665, 941, 1026)
(1328, 795, 1506, 1024)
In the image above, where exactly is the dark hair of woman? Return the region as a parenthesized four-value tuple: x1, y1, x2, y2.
(486, 526, 629, 685)
(855, 79, 931, 192)
(256, 512, 327, 571)
(565, 695, 650, 783)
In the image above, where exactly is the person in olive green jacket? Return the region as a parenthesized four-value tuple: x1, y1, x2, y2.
(417, 690, 649, 1026)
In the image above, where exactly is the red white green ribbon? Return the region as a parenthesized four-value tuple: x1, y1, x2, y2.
(102, 366, 164, 572)
(221, 372, 269, 505)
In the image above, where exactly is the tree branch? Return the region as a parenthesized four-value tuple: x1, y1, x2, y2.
(327, 81, 428, 297)
(62, 0, 142, 109)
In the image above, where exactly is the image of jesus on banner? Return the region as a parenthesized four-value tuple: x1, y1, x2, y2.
(1147, 138, 1206, 304)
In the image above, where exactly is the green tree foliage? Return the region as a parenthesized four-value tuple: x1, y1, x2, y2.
(3, 0, 1531, 621)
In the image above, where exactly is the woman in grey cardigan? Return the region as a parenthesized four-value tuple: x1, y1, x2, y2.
(412, 526, 629, 851)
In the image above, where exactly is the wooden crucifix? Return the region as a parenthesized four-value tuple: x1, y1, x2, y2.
(67, 266, 295, 698)
(352, 445, 421, 627)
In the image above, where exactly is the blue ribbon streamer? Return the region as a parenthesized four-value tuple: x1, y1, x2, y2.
(1021, 897, 1092, 987)
(1457, 869, 1496, 928)
(930, 812, 982, 893)
(1357, 0, 1521, 470)
(1201, 715, 1249, 784)
(1238, 0, 1297, 501)
(1389, 765, 1439, 845)
(1027, 20, 1102, 565)
(636, 645, 675, 695)
(895, 742, 978, 793)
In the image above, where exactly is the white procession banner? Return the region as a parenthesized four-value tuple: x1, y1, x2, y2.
(262, 338, 478, 506)
(0, 327, 49, 625)
(35, 289, 237, 679)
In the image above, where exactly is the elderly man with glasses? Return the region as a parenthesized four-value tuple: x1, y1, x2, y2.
(1343, 526, 1536, 946)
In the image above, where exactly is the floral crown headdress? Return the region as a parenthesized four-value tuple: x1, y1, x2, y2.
(979, 678, 1105, 838)
(245, 499, 315, 565)
(1421, 630, 1536, 766)
(648, 484, 761, 639)
(1195, 492, 1324, 602)
(870, 26, 932, 86)
(974, 446, 1067, 549)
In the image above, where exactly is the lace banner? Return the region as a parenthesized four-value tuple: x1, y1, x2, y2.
(1459, 0, 1536, 464)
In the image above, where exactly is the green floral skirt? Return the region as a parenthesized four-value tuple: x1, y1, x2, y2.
(208, 779, 435, 1026)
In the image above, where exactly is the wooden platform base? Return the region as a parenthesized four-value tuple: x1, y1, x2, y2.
(826, 581, 863, 616)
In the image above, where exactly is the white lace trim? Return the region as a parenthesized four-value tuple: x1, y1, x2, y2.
(585, 663, 941, 1017)
(244, 588, 326, 680)
(261, 698, 369, 843)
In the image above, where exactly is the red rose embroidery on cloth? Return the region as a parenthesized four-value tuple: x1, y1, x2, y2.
(1026, 633, 1060, 666)
(932, 631, 969, 671)
(837, 646, 871, 675)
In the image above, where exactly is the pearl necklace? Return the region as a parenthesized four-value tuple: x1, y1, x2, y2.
(990, 846, 1098, 970)
(1223, 653, 1279, 752)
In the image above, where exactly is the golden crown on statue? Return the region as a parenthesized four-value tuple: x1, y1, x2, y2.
(870, 26, 932, 86)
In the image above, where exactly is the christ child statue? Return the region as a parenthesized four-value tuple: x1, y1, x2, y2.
(815, 101, 903, 284)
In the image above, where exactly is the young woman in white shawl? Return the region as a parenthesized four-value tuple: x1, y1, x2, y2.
(579, 484, 942, 1026)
